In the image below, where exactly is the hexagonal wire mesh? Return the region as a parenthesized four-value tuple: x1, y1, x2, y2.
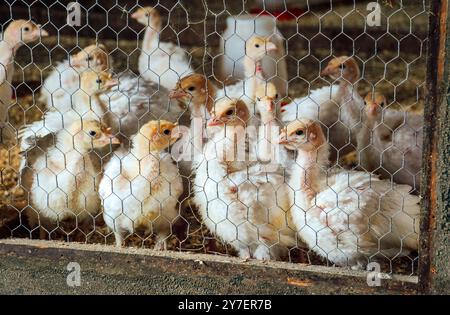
(0, 0, 427, 276)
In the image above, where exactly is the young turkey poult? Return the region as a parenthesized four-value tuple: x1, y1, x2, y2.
(193, 98, 295, 260)
(18, 70, 118, 197)
(99, 120, 184, 249)
(132, 6, 194, 90)
(27, 120, 120, 239)
(281, 56, 364, 161)
(20, 70, 118, 151)
(253, 81, 287, 167)
(357, 92, 387, 173)
(280, 119, 420, 269)
(169, 74, 216, 166)
(0, 20, 48, 143)
(39, 44, 109, 109)
(169, 74, 216, 121)
(357, 92, 423, 192)
(19, 70, 118, 167)
(215, 36, 277, 113)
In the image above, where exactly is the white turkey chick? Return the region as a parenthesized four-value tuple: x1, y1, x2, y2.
(27, 119, 120, 239)
(99, 120, 184, 249)
(280, 119, 420, 269)
(281, 56, 364, 161)
(169, 74, 217, 164)
(357, 92, 387, 173)
(132, 6, 194, 90)
(193, 98, 295, 261)
(19, 70, 118, 193)
(358, 92, 423, 191)
(253, 81, 288, 168)
(20, 70, 118, 154)
(215, 35, 277, 115)
(39, 44, 109, 109)
(0, 19, 48, 143)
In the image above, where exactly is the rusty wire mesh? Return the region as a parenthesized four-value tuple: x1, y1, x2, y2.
(0, 0, 428, 276)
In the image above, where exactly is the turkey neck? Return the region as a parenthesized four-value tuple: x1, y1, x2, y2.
(338, 62, 360, 103)
(190, 105, 208, 164)
(295, 144, 330, 200)
(337, 74, 364, 146)
(1, 33, 22, 55)
(191, 93, 214, 121)
(191, 93, 214, 161)
(357, 111, 380, 152)
(243, 57, 264, 101)
(142, 20, 162, 51)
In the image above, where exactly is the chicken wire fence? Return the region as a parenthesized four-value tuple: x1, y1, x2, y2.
(0, 0, 428, 276)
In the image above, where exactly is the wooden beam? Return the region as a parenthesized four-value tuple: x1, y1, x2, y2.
(419, 0, 450, 294)
(0, 239, 417, 294)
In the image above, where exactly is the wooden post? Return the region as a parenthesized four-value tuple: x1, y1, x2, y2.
(419, 0, 450, 294)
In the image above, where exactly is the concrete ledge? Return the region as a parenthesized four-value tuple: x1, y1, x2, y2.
(0, 239, 417, 294)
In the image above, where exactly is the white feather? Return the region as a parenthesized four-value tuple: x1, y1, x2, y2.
(289, 142, 419, 268)
(99, 133, 183, 248)
(27, 127, 102, 232)
(193, 123, 296, 260)
(138, 30, 193, 90)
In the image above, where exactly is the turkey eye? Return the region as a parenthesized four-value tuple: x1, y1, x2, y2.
(256, 97, 261, 102)
(364, 101, 367, 105)
(89, 130, 97, 137)
(380, 102, 385, 107)
(255, 44, 260, 48)
(163, 129, 171, 135)
(96, 79, 102, 84)
(188, 86, 195, 92)
(87, 56, 93, 61)
(275, 94, 279, 99)
(226, 109, 234, 116)
(296, 130, 304, 136)
(23, 27, 30, 32)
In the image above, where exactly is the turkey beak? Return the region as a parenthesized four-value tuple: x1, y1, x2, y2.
(278, 131, 289, 145)
(110, 136, 121, 145)
(207, 116, 223, 127)
(38, 26, 49, 37)
(265, 41, 277, 52)
(169, 88, 189, 100)
(169, 88, 190, 110)
(131, 11, 141, 20)
(368, 104, 379, 116)
(70, 53, 84, 67)
(267, 98, 275, 112)
(71, 59, 82, 67)
(320, 65, 333, 77)
(104, 78, 119, 89)
(170, 124, 182, 141)
(105, 127, 120, 145)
